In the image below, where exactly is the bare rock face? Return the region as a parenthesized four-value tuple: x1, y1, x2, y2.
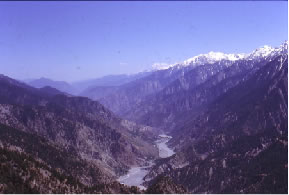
(96, 66, 195, 116)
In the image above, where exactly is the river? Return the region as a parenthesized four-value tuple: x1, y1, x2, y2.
(117, 134, 175, 190)
(156, 134, 175, 158)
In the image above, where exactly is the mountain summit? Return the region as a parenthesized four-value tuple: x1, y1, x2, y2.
(153, 41, 288, 70)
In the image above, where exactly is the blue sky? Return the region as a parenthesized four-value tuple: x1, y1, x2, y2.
(0, 1, 287, 82)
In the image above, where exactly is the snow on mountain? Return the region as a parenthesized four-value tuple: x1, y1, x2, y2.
(248, 41, 288, 60)
(183, 52, 246, 66)
(248, 45, 275, 58)
(276, 40, 288, 54)
(152, 63, 171, 70)
(152, 62, 180, 70)
(152, 41, 288, 70)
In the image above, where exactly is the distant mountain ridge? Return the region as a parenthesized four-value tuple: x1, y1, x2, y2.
(25, 71, 152, 97)
(153, 41, 288, 70)
(73, 71, 151, 90)
(27, 77, 76, 95)
(122, 42, 288, 131)
(81, 41, 287, 122)
(25, 42, 287, 101)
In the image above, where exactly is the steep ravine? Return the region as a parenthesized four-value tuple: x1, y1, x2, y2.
(117, 134, 175, 190)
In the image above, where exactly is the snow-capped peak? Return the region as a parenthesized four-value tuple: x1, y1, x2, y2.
(152, 62, 182, 70)
(248, 45, 275, 59)
(277, 40, 288, 52)
(152, 41, 288, 70)
(152, 51, 248, 71)
(183, 51, 246, 66)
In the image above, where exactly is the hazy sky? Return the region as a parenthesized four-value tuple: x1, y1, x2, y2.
(0, 1, 287, 82)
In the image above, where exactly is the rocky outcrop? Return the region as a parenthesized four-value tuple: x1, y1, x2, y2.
(146, 176, 187, 194)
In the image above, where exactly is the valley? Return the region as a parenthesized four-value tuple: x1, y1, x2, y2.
(0, 41, 287, 193)
(0, 1, 287, 193)
(118, 134, 175, 190)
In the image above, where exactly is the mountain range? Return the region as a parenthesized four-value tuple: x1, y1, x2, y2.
(25, 72, 152, 96)
(1, 41, 287, 193)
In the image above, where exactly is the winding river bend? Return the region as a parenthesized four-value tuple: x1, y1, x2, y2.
(117, 134, 175, 190)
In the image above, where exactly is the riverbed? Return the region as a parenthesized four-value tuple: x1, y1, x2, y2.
(156, 134, 175, 158)
(117, 134, 175, 189)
